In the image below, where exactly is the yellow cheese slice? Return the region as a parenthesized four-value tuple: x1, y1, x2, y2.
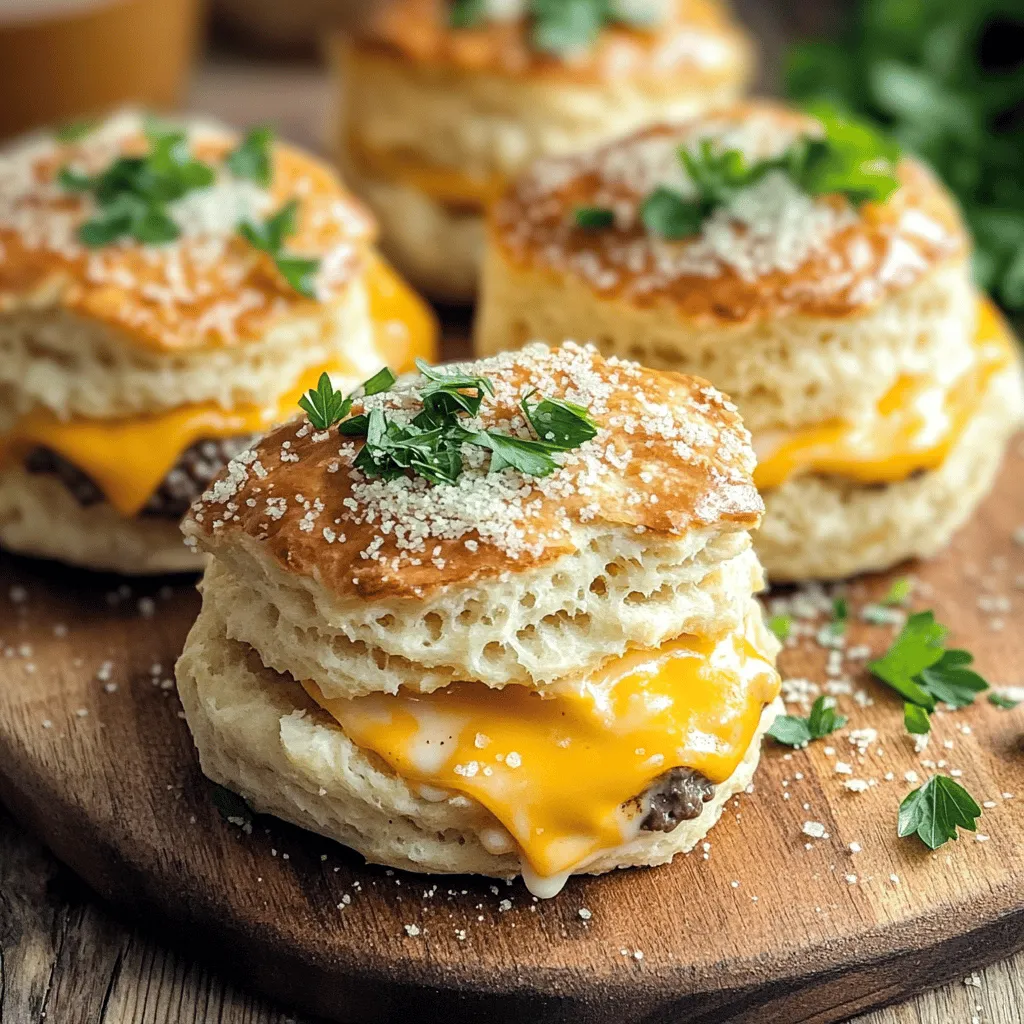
(349, 134, 506, 210)
(303, 628, 780, 891)
(0, 259, 438, 518)
(754, 298, 1016, 491)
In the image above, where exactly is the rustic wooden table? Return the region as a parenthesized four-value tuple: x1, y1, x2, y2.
(2, 50, 1024, 1024)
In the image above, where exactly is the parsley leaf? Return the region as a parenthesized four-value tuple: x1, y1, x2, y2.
(59, 119, 218, 249)
(904, 702, 931, 735)
(918, 649, 989, 708)
(450, 0, 663, 55)
(416, 359, 494, 419)
(54, 119, 96, 144)
(362, 366, 397, 397)
(584, 105, 901, 241)
(298, 373, 354, 431)
(226, 125, 274, 187)
(768, 695, 847, 748)
(870, 610, 990, 740)
(531, 0, 605, 55)
(299, 367, 400, 431)
(311, 359, 599, 486)
(898, 775, 982, 850)
(239, 200, 321, 299)
(830, 596, 849, 637)
(639, 186, 707, 239)
(575, 206, 616, 230)
(474, 430, 560, 478)
(449, 0, 486, 28)
(520, 391, 599, 448)
(882, 577, 913, 607)
(989, 691, 1021, 710)
(768, 614, 792, 642)
(867, 610, 948, 711)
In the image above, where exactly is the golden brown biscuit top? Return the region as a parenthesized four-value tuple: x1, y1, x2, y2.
(357, 0, 751, 89)
(185, 343, 762, 600)
(0, 111, 375, 353)
(490, 102, 968, 324)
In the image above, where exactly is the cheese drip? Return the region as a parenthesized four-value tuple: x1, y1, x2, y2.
(303, 628, 779, 895)
(754, 298, 1016, 491)
(0, 259, 438, 519)
(349, 134, 506, 211)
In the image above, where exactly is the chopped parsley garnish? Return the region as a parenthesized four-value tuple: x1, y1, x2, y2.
(768, 695, 847, 748)
(989, 691, 1021, 710)
(298, 368, 396, 431)
(300, 360, 599, 485)
(575, 206, 616, 230)
(449, 0, 486, 28)
(882, 577, 912, 607)
(768, 614, 792, 642)
(898, 775, 982, 850)
(240, 199, 321, 299)
(450, 0, 661, 55)
(520, 390, 600, 448)
(59, 119, 215, 248)
(574, 104, 901, 239)
(54, 119, 96, 143)
(869, 611, 990, 737)
(904, 702, 931, 735)
(226, 124, 274, 187)
(55, 116, 318, 300)
(829, 596, 849, 637)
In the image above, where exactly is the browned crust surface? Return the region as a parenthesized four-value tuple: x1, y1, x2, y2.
(352, 0, 752, 90)
(488, 102, 968, 325)
(0, 114, 376, 353)
(185, 344, 762, 600)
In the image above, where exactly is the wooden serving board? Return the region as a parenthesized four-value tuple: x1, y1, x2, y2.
(1, 425, 1023, 1024)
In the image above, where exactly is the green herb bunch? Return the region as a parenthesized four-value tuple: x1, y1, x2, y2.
(299, 360, 599, 486)
(56, 119, 320, 298)
(785, 0, 1024, 313)
(58, 120, 217, 247)
(576, 104, 901, 239)
(450, 0, 662, 56)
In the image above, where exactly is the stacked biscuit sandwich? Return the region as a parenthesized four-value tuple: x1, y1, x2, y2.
(177, 343, 782, 896)
(476, 100, 1024, 580)
(0, 110, 436, 573)
(332, 0, 753, 300)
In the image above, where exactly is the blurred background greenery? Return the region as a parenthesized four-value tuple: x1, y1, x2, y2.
(783, 0, 1024, 316)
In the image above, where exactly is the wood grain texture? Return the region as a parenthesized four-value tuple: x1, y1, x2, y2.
(3, 805, 1024, 1024)
(1, 411, 1023, 1024)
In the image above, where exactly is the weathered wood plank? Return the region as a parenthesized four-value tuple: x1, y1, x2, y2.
(3, 806, 1022, 1024)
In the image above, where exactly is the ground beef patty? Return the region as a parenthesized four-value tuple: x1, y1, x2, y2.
(24, 436, 255, 518)
(640, 766, 716, 832)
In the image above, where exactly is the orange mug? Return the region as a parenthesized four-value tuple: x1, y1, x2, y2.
(0, 0, 201, 141)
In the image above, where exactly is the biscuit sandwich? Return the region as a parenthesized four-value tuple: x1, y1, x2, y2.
(176, 343, 782, 897)
(476, 101, 1024, 581)
(331, 0, 753, 302)
(0, 110, 436, 574)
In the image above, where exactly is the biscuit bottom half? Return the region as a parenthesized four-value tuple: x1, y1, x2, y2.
(755, 355, 1024, 582)
(0, 468, 205, 574)
(177, 596, 782, 898)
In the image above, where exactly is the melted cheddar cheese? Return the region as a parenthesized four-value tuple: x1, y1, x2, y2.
(0, 260, 438, 518)
(754, 299, 1016, 491)
(303, 628, 779, 896)
(349, 134, 506, 211)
